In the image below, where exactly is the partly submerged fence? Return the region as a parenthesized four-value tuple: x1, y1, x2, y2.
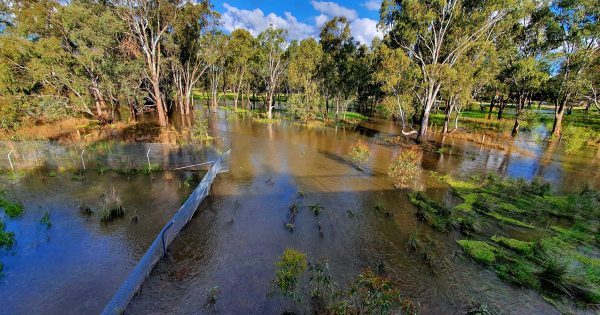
(101, 150, 229, 315)
(0, 141, 224, 172)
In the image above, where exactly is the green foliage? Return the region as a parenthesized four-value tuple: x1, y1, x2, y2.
(272, 248, 308, 302)
(388, 149, 421, 189)
(348, 139, 370, 169)
(192, 115, 213, 144)
(309, 204, 324, 216)
(562, 125, 594, 154)
(409, 192, 451, 231)
(0, 195, 24, 218)
(0, 220, 15, 249)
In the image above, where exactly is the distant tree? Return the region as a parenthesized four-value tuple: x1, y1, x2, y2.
(225, 28, 256, 110)
(545, 0, 599, 139)
(319, 17, 357, 121)
(256, 27, 289, 120)
(114, 0, 179, 126)
(380, 0, 517, 142)
(287, 38, 323, 121)
(169, 1, 218, 116)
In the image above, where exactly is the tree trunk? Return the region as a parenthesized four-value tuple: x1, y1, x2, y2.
(416, 82, 440, 143)
(488, 95, 495, 119)
(442, 99, 454, 134)
(266, 91, 274, 119)
(497, 96, 506, 120)
(551, 99, 566, 139)
(152, 78, 167, 126)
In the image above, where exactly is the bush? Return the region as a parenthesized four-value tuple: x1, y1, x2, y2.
(562, 125, 594, 154)
(273, 248, 308, 302)
(192, 115, 213, 144)
(99, 187, 124, 222)
(348, 139, 371, 169)
(388, 148, 421, 189)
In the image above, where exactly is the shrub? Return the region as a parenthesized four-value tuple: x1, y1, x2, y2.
(388, 149, 421, 189)
(192, 115, 213, 144)
(99, 187, 124, 223)
(273, 248, 308, 302)
(562, 125, 594, 154)
(348, 139, 371, 169)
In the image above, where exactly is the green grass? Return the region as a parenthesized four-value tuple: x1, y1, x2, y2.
(0, 220, 15, 249)
(457, 240, 498, 265)
(40, 211, 51, 228)
(491, 235, 533, 255)
(99, 188, 124, 223)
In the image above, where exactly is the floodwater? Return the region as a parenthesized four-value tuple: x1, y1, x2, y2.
(0, 169, 203, 314)
(124, 108, 599, 314)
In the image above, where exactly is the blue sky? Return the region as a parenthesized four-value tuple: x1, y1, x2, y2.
(210, 0, 383, 44)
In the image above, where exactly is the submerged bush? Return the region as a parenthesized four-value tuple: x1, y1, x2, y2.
(0, 220, 15, 249)
(388, 149, 421, 189)
(99, 187, 124, 223)
(192, 116, 213, 144)
(329, 269, 416, 314)
(348, 139, 371, 170)
(0, 195, 24, 218)
(272, 248, 308, 303)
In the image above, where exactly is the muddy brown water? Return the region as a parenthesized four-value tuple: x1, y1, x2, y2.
(123, 109, 598, 314)
(0, 106, 597, 314)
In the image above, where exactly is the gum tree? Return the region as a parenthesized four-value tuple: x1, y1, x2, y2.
(380, 0, 516, 142)
(256, 27, 288, 120)
(287, 38, 323, 121)
(545, 0, 599, 139)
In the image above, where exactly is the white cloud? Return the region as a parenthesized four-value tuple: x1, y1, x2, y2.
(361, 0, 381, 11)
(219, 2, 382, 46)
(310, 1, 358, 20)
(314, 14, 329, 27)
(351, 18, 382, 45)
(220, 3, 314, 40)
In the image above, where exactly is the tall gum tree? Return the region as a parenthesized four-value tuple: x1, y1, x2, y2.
(226, 29, 256, 110)
(545, 0, 599, 139)
(115, 0, 178, 126)
(169, 1, 218, 116)
(257, 27, 288, 120)
(380, 0, 516, 143)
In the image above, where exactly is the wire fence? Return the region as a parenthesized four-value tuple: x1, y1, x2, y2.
(101, 149, 229, 315)
(0, 141, 224, 172)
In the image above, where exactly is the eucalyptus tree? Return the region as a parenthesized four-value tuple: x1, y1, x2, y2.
(319, 16, 357, 121)
(256, 27, 288, 120)
(114, 0, 179, 126)
(380, 0, 516, 142)
(545, 0, 599, 139)
(287, 37, 323, 121)
(373, 43, 419, 135)
(169, 0, 218, 116)
(225, 28, 256, 110)
(205, 31, 228, 112)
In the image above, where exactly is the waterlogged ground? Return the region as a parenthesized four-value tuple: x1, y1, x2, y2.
(0, 169, 200, 314)
(125, 109, 599, 314)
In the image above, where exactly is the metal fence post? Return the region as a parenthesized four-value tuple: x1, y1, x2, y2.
(7, 150, 14, 176)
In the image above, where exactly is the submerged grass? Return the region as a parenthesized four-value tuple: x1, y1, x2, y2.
(0, 220, 15, 249)
(99, 187, 125, 223)
(416, 173, 600, 307)
(0, 194, 24, 218)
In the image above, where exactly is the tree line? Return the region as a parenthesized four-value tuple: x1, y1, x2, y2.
(0, 0, 598, 142)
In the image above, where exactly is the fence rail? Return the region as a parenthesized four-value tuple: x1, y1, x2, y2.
(101, 149, 229, 315)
